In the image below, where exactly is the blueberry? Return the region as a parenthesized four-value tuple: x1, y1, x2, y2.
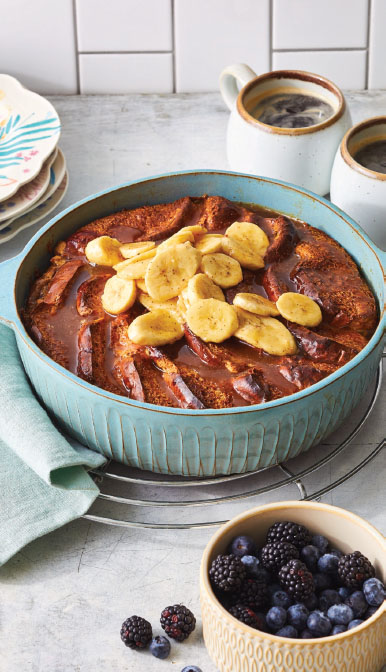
(181, 667, 203, 672)
(231, 535, 257, 557)
(317, 553, 339, 575)
(301, 545, 321, 571)
(329, 548, 343, 558)
(272, 591, 292, 610)
(287, 603, 309, 630)
(363, 578, 386, 607)
(266, 606, 287, 631)
(327, 604, 354, 625)
(307, 610, 332, 637)
(364, 606, 379, 619)
(332, 624, 347, 635)
(267, 582, 282, 598)
(313, 573, 333, 592)
(297, 594, 314, 611)
(276, 625, 298, 638)
(345, 591, 367, 618)
(338, 586, 351, 600)
(319, 589, 341, 612)
(241, 555, 270, 583)
(347, 619, 364, 630)
(300, 628, 313, 638)
(150, 636, 171, 659)
(312, 534, 329, 554)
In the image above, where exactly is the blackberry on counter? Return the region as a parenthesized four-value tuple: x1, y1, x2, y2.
(209, 554, 246, 593)
(120, 615, 152, 649)
(279, 559, 314, 601)
(338, 551, 375, 589)
(232, 578, 269, 611)
(266, 521, 312, 550)
(229, 604, 266, 630)
(261, 541, 299, 573)
(160, 604, 196, 642)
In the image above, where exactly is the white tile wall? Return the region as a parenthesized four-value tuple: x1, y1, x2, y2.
(272, 50, 367, 90)
(0, 0, 384, 93)
(368, 0, 386, 89)
(174, 0, 270, 92)
(79, 54, 173, 93)
(273, 0, 368, 49)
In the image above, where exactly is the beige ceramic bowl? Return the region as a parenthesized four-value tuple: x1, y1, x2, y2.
(200, 501, 386, 672)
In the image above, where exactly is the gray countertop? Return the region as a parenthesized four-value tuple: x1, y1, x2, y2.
(0, 91, 385, 672)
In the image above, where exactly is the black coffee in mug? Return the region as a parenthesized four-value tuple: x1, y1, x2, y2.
(250, 90, 335, 129)
(354, 140, 386, 174)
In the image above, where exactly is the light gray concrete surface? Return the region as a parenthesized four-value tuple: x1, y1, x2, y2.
(0, 91, 385, 672)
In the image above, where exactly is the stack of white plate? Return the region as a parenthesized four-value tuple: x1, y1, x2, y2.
(0, 74, 68, 244)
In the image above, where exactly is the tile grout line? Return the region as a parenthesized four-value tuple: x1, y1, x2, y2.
(72, 0, 81, 94)
(365, 0, 372, 89)
(79, 51, 173, 55)
(273, 47, 368, 53)
(171, 0, 177, 93)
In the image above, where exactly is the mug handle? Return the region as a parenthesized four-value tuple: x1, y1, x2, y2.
(219, 63, 257, 110)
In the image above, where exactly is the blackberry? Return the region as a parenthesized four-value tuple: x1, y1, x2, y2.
(266, 521, 311, 550)
(232, 578, 269, 611)
(120, 615, 152, 649)
(209, 554, 246, 593)
(160, 604, 196, 642)
(279, 559, 314, 601)
(229, 604, 266, 630)
(338, 551, 375, 589)
(261, 541, 299, 573)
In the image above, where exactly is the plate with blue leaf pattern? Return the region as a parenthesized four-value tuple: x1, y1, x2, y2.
(0, 74, 61, 202)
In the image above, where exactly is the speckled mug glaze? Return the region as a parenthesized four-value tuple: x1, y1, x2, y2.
(0, 171, 384, 475)
(200, 501, 386, 672)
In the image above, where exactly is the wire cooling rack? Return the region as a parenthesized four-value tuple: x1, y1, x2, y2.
(84, 357, 385, 529)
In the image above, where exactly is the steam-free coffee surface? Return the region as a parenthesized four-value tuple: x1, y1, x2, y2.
(354, 140, 386, 174)
(251, 92, 334, 129)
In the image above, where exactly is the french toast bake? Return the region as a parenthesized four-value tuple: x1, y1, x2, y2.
(23, 196, 377, 409)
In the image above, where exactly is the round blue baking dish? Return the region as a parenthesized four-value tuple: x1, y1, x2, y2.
(0, 171, 384, 476)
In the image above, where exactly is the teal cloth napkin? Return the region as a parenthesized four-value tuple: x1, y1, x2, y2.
(0, 323, 106, 566)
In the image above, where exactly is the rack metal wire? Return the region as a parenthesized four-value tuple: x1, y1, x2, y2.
(84, 358, 385, 529)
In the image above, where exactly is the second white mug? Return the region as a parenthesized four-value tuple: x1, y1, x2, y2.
(220, 64, 352, 195)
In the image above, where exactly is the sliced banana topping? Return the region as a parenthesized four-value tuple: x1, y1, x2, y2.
(226, 220, 269, 257)
(195, 234, 224, 255)
(276, 292, 322, 327)
(186, 298, 239, 343)
(145, 242, 201, 301)
(186, 273, 225, 304)
(119, 241, 155, 259)
(157, 230, 195, 251)
(128, 309, 184, 346)
(221, 236, 264, 270)
(233, 292, 279, 316)
(201, 253, 242, 288)
(114, 247, 156, 272)
(178, 224, 208, 239)
(101, 276, 136, 315)
(136, 278, 148, 293)
(138, 292, 183, 324)
(114, 257, 152, 280)
(85, 236, 123, 266)
(235, 308, 297, 356)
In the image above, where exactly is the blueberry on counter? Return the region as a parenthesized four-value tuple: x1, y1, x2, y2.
(266, 606, 287, 631)
(345, 590, 368, 617)
(276, 625, 298, 638)
(149, 636, 171, 659)
(181, 667, 203, 672)
(327, 604, 354, 625)
(307, 610, 332, 637)
(231, 535, 257, 558)
(287, 603, 309, 630)
(363, 577, 385, 607)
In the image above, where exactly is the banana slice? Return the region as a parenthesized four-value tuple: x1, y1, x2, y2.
(119, 241, 155, 259)
(136, 278, 148, 293)
(235, 308, 297, 356)
(85, 236, 123, 266)
(128, 309, 184, 346)
(186, 298, 238, 343)
(138, 292, 183, 324)
(145, 242, 201, 301)
(114, 247, 156, 271)
(226, 221, 269, 257)
(186, 273, 225, 304)
(179, 224, 208, 239)
(276, 292, 322, 327)
(157, 230, 195, 251)
(101, 276, 136, 315)
(222, 236, 264, 270)
(115, 257, 152, 280)
(201, 253, 242, 288)
(195, 234, 224, 255)
(233, 292, 279, 316)
(177, 294, 188, 322)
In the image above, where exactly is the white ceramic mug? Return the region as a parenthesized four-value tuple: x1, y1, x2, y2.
(330, 116, 386, 250)
(220, 64, 352, 195)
